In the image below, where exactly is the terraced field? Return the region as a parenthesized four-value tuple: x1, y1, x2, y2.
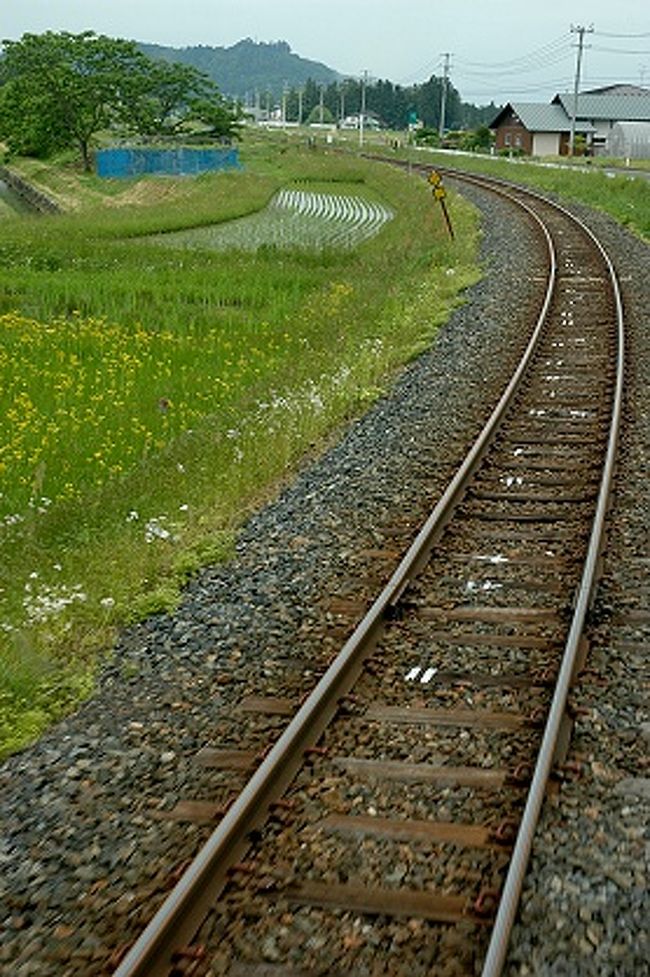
(151, 188, 394, 251)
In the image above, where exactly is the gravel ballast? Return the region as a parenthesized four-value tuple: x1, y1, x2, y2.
(1, 179, 647, 976)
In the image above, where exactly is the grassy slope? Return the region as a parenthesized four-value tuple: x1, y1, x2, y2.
(0, 134, 481, 756)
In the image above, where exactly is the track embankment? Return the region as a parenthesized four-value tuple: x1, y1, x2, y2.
(1, 172, 647, 977)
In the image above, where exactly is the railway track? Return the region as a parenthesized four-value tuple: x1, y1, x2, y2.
(111, 169, 624, 977)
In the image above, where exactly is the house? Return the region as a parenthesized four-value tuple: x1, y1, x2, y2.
(339, 113, 381, 131)
(490, 102, 594, 156)
(490, 85, 650, 157)
(551, 87, 650, 155)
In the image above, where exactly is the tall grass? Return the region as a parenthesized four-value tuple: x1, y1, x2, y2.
(0, 140, 481, 755)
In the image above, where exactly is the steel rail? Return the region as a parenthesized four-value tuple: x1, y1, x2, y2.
(114, 170, 556, 977)
(113, 174, 620, 977)
(423, 165, 625, 973)
(471, 179, 625, 977)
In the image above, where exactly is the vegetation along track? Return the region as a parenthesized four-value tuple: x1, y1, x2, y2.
(112, 170, 624, 977)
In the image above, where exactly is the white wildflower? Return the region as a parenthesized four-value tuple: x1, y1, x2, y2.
(4, 513, 24, 527)
(23, 583, 87, 624)
(144, 516, 176, 543)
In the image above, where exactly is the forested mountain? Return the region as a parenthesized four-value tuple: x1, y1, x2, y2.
(138, 39, 340, 101)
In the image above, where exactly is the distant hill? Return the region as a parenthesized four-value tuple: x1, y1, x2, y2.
(138, 38, 341, 100)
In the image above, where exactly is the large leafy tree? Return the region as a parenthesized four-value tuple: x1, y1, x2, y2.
(116, 58, 240, 141)
(0, 32, 146, 168)
(0, 31, 240, 169)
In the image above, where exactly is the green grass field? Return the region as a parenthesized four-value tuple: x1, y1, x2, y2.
(0, 136, 482, 756)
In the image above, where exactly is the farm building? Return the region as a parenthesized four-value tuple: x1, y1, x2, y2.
(608, 121, 650, 160)
(491, 85, 650, 157)
(552, 87, 650, 155)
(490, 103, 594, 156)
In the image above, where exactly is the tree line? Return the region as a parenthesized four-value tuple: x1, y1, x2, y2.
(0, 31, 242, 170)
(263, 76, 497, 132)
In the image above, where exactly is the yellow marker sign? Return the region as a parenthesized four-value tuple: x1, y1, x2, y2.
(428, 169, 454, 240)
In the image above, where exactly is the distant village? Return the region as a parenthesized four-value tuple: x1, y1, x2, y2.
(253, 83, 650, 161)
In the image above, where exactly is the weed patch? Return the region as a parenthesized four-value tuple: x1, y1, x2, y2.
(0, 140, 480, 755)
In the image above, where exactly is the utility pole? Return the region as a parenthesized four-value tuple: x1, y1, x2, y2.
(339, 83, 345, 127)
(569, 24, 593, 156)
(298, 88, 304, 126)
(359, 70, 369, 147)
(319, 84, 325, 124)
(439, 53, 451, 140)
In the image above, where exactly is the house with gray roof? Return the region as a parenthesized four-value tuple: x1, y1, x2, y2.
(552, 88, 650, 154)
(490, 86, 650, 157)
(489, 102, 594, 156)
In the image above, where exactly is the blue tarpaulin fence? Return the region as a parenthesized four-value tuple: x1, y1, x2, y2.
(96, 146, 240, 178)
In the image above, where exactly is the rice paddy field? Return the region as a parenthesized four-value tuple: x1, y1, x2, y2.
(0, 134, 481, 756)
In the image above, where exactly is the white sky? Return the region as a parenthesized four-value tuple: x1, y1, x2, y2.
(2, 1, 649, 104)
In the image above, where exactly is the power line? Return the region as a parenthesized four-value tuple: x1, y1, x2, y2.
(460, 78, 573, 98)
(455, 50, 573, 80)
(455, 34, 569, 70)
(594, 30, 650, 39)
(395, 58, 444, 86)
(591, 45, 650, 55)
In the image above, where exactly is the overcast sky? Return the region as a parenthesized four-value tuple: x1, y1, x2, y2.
(3, 1, 649, 104)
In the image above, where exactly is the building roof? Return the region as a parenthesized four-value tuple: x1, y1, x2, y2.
(490, 102, 594, 133)
(583, 84, 649, 96)
(553, 92, 650, 122)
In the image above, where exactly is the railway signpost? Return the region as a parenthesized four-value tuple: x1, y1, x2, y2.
(428, 168, 454, 239)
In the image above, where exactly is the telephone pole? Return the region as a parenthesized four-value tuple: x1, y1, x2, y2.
(359, 69, 369, 147)
(281, 82, 288, 126)
(569, 24, 593, 156)
(439, 53, 451, 140)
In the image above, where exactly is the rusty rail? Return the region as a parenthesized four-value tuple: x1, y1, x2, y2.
(113, 169, 624, 977)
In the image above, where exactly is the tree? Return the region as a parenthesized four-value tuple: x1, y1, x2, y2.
(306, 104, 334, 125)
(116, 58, 241, 141)
(187, 95, 243, 140)
(0, 32, 147, 169)
(459, 125, 494, 152)
(0, 31, 240, 169)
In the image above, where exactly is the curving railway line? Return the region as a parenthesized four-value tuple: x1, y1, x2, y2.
(111, 169, 624, 977)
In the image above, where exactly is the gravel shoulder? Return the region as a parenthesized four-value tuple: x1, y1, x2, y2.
(1, 182, 647, 976)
